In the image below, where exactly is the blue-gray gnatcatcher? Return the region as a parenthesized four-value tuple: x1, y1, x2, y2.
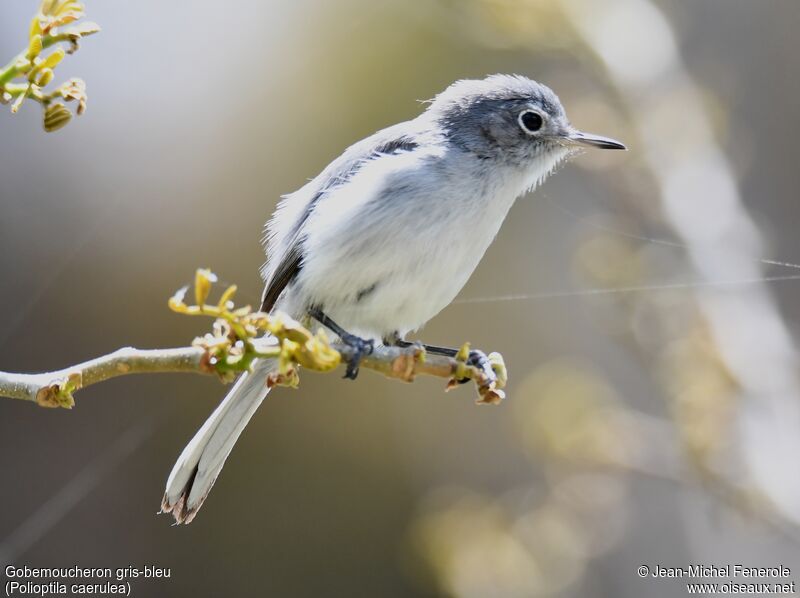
(161, 74, 625, 523)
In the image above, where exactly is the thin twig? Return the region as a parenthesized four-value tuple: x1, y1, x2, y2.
(0, 347, 213, 408)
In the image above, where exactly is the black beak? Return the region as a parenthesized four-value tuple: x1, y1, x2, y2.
(566, 130, 627, 150)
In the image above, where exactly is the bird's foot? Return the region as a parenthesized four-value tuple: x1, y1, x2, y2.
(307, 307, 374, 379)
(458, 349, 493, 384)
(341, 333, 375, 380)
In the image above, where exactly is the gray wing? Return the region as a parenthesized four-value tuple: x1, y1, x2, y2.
(260, 122, 422, 312)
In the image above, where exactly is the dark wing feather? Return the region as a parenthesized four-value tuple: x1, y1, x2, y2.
(260, 243, 304, 312)
(260, 125, 421, 313)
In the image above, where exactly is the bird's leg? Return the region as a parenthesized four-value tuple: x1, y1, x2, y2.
(391, 338, 493, 385)
(308, 307, 374, 380)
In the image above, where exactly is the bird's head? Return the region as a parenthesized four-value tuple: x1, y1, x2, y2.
(428, 74, 625, 167)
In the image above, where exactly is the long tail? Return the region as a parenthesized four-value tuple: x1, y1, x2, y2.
(160, 358, 277, 524)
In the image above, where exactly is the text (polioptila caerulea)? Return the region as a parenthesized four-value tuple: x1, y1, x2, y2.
(161, 74, 626, 523)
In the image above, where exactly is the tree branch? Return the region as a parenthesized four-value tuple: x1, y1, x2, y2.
(0, 270, 507, 408)
(0, 347, 215, 408)
(0, 339, 505, 409)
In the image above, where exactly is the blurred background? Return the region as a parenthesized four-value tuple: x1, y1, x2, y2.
(1, 0, 799, 596)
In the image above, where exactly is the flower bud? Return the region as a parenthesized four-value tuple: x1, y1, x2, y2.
(28, 33, 43, 58)
(29, 15, 43, 39)
(36, 68, 54, 87)
(43, 102, 71, 132)
(40, 47, 65, 70)
(194, 269, 218, 307)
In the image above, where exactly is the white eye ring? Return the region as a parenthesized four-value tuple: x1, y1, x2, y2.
(518, 110, 544, 134)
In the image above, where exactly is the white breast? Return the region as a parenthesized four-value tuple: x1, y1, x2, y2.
(284, 145, 568, 339)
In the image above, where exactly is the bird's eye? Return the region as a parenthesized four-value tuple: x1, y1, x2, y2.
(519, 110, 543, 133)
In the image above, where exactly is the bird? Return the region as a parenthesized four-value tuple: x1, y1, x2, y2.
(161, 74, 626, 523)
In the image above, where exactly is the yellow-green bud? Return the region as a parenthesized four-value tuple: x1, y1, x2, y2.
(29, 15, 43, 39)
(28, 34, 43, 59)
(40, 47, 65, 70)
(36, 68, 54, 87)
(43, 102, 72, 132)
(194, 269, 218, 307)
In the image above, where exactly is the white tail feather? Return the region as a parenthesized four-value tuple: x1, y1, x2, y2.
(161, 358, 276, 523)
